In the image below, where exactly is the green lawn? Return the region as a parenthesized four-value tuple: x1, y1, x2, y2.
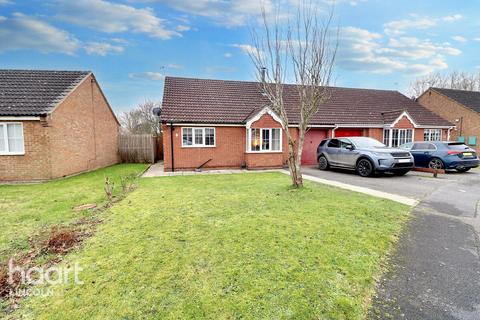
(0, 164, 148, 263)
(10, 172, 410, 320)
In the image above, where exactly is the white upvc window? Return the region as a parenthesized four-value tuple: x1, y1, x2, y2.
(247, 128, 282, 152)
(181, 127, 215, 147)
(0, 123, 25, 155)
(424, 129, 442, 141)
(383, 128, 413, 147)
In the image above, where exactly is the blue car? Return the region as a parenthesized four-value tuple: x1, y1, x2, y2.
(399, 141, 479, 172)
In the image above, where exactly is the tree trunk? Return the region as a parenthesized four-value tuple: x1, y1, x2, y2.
(287, 137, 303, 187)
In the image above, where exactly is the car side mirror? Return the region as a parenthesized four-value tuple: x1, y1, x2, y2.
(346, 144, 354, 150)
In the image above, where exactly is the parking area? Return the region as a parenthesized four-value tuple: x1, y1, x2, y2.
(302, 165, 477, 201)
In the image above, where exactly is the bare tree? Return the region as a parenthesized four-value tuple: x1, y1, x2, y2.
(119, 101, 161, 136)
(410, 71, 480, 98)
(249, 1, 337, 187)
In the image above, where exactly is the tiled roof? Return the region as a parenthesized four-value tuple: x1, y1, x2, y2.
(0, 69, 91, 116)
(161, 77, 453, 127)
(431, 87, 480, 114)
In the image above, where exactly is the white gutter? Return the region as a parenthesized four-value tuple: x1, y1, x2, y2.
(0, 116, 41, 121)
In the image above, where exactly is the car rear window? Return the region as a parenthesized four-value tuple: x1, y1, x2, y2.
(319, 140, 327, 147)
(446, 142, 469, 151)
(412, 143, 436, 150)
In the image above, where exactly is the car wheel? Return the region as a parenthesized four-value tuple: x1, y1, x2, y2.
(357, 159, 374, 177)
(318, 155, 329, 170)
(393, 169, 410, 176)
(428, 158, 444, 170)
(456, 168, 471, 173)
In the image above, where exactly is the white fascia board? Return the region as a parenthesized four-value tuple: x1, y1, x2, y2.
(0, 116, 41, 121)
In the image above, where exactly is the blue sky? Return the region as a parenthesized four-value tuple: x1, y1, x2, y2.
(0, 0, 478, 113)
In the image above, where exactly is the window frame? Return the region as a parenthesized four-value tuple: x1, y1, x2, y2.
(383, 128, 414, 147)
(0, 122, 25, 156)
(423, 129, 442, 142)
(181, 127, 216, 148)
(247, 127, 282, 153)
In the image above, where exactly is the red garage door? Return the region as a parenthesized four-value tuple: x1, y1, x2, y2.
(301, 129, 328, 165)
(335, 129, 364, 138)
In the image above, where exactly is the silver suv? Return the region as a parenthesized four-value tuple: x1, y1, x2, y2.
(316, 137, 414, 177)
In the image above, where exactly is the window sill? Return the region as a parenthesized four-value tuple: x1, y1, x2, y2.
(0, 152, 25, 156)
(246, 150, 283, 154)
(181, 145, 216, 148)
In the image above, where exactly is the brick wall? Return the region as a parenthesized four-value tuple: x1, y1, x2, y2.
(366, 128, 383, 142)
(163, 125, 246, 171)
(0, 74, 119, 181)
(162, 114, 296, 171)
(0, 121, 51, 181)
(418, 89, 479, 147)
(48, 75, 119, 178)
(394, 115, 415, 129)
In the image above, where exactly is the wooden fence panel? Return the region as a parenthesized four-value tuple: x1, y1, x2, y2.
(118, 134, 157, 163)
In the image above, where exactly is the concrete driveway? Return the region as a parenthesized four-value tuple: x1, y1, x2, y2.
(302, 165, 472, 201)
(302, 166, 480, 320)
(304, 167, 480, 320)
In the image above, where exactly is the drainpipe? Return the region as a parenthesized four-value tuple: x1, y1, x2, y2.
(447, 127, 453, 141)
(331, 125, 339, 138)
(170, 122, 175, 172)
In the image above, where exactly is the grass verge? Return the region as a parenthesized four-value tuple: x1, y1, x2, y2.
(9, 172, 410, 319)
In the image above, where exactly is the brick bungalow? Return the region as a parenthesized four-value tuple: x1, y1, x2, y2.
(417, 87, 480, 149)
(160, 77, 454, 171)
(0, 70, 120, 181)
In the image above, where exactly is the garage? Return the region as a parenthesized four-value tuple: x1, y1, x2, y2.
(301, 129, 328, 165)
(335, 128, 364, 138)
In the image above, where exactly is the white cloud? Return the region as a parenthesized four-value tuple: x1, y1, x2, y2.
(388, 37, 462, 57)
(338, 26, 460, 75)
(0, 0, 13, 4)
(175, 25, 190, 32)
(55, 0, 180, 39)
(384, 17, 436, 36)
(148, 0, 275, 27)
(0, 13, 80, 54)
(443, 14, 462, 22)
(323, 0, 366, 5)
(129, 72, 164, 80)
(224, 52, 232, 58)
(84, 42, 124, 55)
(384, 14, 463, 36)
(231, 44, 263, 58)
(474, 38, 480, 42)
(451, 35, 467, 43)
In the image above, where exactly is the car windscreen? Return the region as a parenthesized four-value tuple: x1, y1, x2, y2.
(446, 142, 469, 151)
(351, 138, 386, 148)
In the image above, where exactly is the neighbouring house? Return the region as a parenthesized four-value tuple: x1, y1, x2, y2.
(0, 70, 120, 181)
(160, 77, 454, 171)
(417, 87, 480, 149)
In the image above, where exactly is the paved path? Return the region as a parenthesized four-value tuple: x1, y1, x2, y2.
(142, 162, 280, 177)
(284, 170, 418, 206)
(369, 172, 480, 320)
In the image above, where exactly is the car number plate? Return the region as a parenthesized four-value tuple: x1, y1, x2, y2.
(398, 158, 410, 163)
(464, 152, 473, 156)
